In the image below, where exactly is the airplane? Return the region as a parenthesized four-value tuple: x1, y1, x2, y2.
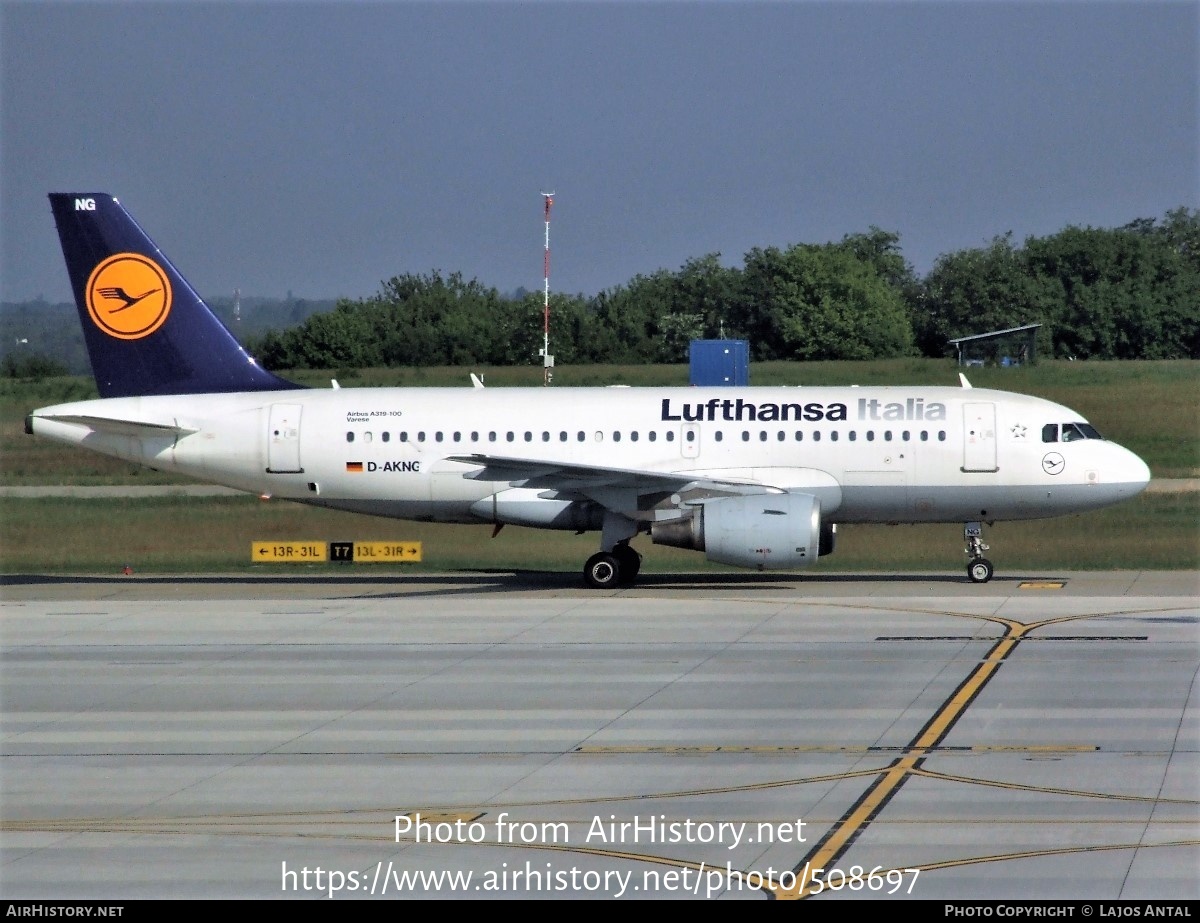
(25, 193, 1152, 588)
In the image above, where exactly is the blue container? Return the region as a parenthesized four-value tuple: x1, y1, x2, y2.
(689, 339, 749, 386)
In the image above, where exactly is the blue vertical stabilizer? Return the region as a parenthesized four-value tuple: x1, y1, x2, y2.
(48, 193, 302, 397)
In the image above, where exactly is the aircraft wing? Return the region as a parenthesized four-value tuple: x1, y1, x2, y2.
(444, 452, 784, 503)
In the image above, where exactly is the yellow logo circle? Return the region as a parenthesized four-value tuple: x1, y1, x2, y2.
(85, 253, 173, 340)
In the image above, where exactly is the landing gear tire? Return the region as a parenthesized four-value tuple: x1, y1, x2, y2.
(963, 521, 993, 585)
(584, 552, 621, 589)
(612, 544, 641, 585)
(968, 558, 994, 584)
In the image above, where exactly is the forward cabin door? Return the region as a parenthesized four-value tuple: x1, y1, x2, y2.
(962, 402, 998, 472)
(266, 403, 304, 473)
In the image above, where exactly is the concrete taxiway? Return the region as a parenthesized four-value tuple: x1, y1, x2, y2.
(1, 571, 1197, 900)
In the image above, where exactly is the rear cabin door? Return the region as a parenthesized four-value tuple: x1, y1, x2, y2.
(266, 403, 304, 473)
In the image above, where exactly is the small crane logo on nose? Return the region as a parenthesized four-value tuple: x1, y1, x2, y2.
(1042, 453, 1065, 475)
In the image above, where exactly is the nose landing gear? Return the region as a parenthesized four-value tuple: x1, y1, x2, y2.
(964, 521, 994, 583)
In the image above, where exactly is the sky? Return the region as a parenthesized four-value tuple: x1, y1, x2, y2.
(2, 1, 1196, 306)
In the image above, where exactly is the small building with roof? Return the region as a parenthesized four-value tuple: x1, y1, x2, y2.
(947, 323, 1042, 367)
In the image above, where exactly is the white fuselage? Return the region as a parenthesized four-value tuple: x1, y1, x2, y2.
(29, 384, 1151, 528)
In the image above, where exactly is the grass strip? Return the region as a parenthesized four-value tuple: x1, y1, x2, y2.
(2, 492, 1194, 575)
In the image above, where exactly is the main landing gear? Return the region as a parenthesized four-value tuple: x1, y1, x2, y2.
(583, 512, 643, 589)
(583, 542, 642, 589)
(964, 521, 994, 583)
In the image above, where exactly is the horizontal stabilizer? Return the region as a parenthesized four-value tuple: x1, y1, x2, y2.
(30, 413, 198, 438)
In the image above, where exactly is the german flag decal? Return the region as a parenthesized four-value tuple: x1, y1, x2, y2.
(346, 461, 364, 473)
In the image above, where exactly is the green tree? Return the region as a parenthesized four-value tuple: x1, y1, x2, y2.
(731, 242, 913, 360)
(837, 227, 916, 291)
(1024, 222, 1198, 359)
(1, 352, 69, 379)
(921, 235, 1051, 357)
(671, 254, 740, 339)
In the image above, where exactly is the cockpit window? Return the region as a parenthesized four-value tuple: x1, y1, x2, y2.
(1062, 423, 1097, 442)
(1044, 422, 1103, 443)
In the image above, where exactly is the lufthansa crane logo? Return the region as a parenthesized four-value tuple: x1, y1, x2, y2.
(1042, 452, 1066, 476)
(85, 253, 172, 340)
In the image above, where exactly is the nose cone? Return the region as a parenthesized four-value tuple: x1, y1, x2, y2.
(1116, 445, 1152, 496)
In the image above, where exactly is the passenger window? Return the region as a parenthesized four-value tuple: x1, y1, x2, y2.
(453, 432, 461, 442)
(346, 432, 354, 443)
(830, 431, 839, 442)
(884, 431, 892, 442)
(665, 432, 675, 442)
(435, 432, 443, 442)
(866, 431, 874, 442)
(938, 431, 947, 441)
(920, 431, 929, 441)
(382, 432, 390, 443)
(648, 431, 657, 442)
(524, 432, 533, 442)
(742, 431, 750, 442)
(795, 431, 803, 442)
(813, 431, 821, 442)
(400, 432, 408, 442)
(630, 431, 639, 442)
(613, 432, 621, 442)
(506, 432, 514, 442)
(488, 431, 497, 442)
(559, 431, 568, 442)
(418, 431, 426, 442)
(714, 431, 723, 442)
(849, 431, 856, 441)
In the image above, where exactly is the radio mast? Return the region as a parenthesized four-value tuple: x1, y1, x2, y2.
(539, 192, 555, 385)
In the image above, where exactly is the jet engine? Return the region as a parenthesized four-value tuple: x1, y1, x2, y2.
(651, 493, 821, 569)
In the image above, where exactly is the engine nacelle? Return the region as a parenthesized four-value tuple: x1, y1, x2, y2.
(651, 493, 822, 569)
